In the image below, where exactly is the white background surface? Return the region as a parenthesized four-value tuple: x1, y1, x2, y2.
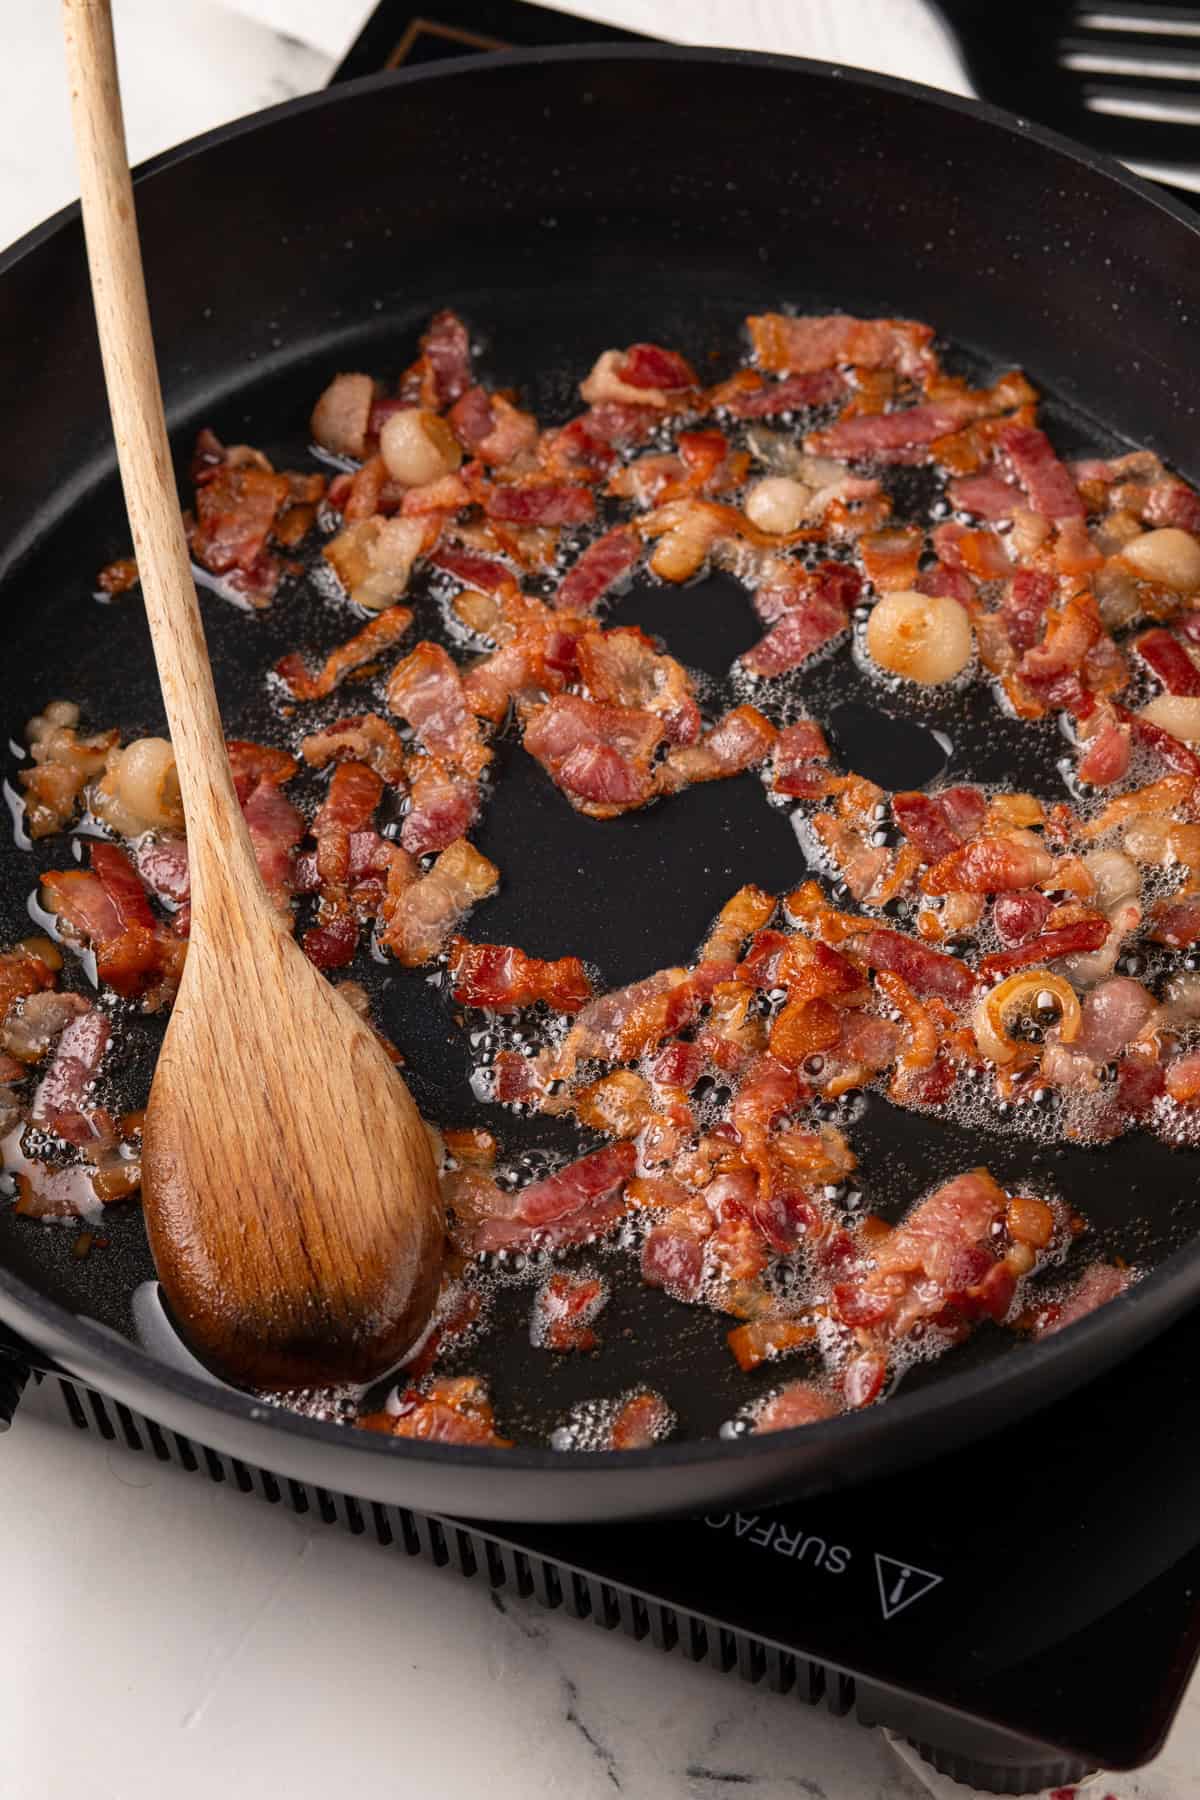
(1, 3, 1198, 1797)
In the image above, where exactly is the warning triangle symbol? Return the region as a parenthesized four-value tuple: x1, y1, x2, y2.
(874, 1553, 943, 1621)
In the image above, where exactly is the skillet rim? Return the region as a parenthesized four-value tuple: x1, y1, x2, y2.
(2, 40, 1199, 1485)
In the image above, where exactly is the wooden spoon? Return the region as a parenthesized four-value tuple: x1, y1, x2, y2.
(62, 0, 444, 1390)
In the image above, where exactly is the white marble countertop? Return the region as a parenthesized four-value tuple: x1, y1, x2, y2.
(1, 3, 1199, 1797)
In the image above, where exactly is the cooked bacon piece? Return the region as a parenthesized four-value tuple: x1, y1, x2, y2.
(923, 835, 1054, 895)
(29, 1006, 111, 1146)
(1077, 715, 1132, 788)
(538, 402, 660, 480)
(447, 387, 538, 464)
(753, 558, 861, 625)
(997, 424, 1084, 521)
(948, 471, 1022, 520)
(418, 309, 473, 409)
(300, 714, 408, 785)
(188, 433, 291, 605)
(742, 586, 850, 677)
(999, 569, 1055, 658)
(402, 759, 478, 855)
(641, 1205, 710, 1301)
(473, 1143, 637, 1253)
(531, 1271, 607, 1352)
(447, 938, 591, 1013)
(727, 1316, 816, 1373)
(225, 741, 298, 799)
(978, 917, 1109, 981)
(577, 627, 700, 746)
(19, 704, 119, 840)
(428, 542, 521, 599)
(892, 786, 985, 863)
(844, 1168, 1012, 1342)
(747, 314, 936, 382)
(1075, 976, 1156, 1064)
(238, 775, 305, 916)
(1034, 1263, 1131, 1337)
(379, 838, 498, 966)
(858, 527, 923, 592)
(386, 642, 492, 779)
(1166, 1050, 1200, 1103)
(310, 372, 375, 459)
(1149, 896, 1200, 947)
(0, 943, 58, 1027)
(659, 705, 777, 791)
(580, 344, 698, 409)
(483, 482, 595, 527)
(559, 968, 699, 1073)
(809, 399, 980, 461)
(607, 1391, 672, 1449)
(1145, 480, 1200, 533)
(312, 760, 381, 872)
(993, 889, 1053, 946)
(730, 1053, 803, 1177)
(523, 694, 662, 818)
(714, 368, 847, 416)
(41, 844, 182, 1003)
(916, 563, 974, 604)
(752, 1382, 840, 1434)
(555, 526, 641, 613)
(771, 720, 833, 798)
(932, 522, 1011, 582)
(274, 606, 413, 701)
(702, 886, 777, 967)
(1135, 628, 1200, 696)
(1124, 703, 1200, 777)
(844, 929, 975, 1004)
(360, 1375, 510, 1447)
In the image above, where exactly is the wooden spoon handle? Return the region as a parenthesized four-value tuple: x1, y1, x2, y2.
(62, 0, 261, 913)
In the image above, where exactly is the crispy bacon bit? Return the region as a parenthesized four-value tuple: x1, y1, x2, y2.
(523, 694, 662, 818)
(402, 760, 479, 856)
(979, 918, 1109, 981)
(483, 482, 595, 527)
(578, 628, 700, 746)
(447, 939, 591, 1013)
(846, 929, 976, 1004)
(97, 556, 139, 596)
(238, 773, 305, 916)
(531, 1271, 606, 1351)
(997, 424, 1085, 521)
(948, 471, 1021, 520)
(448, 387, 538, 465)
(560, 968, 699, 1074)
(275, 607, 413, 701)
(1077, 716, 1132, 788)
(747, 314, 936, 382)
(360, 1375, 510, 1447)
(714, 368, 847, 417)
(1034, 1263, 1131, 1337)
(188, 432, 291, 606)
(301, 713, 408, 785)
(1150, 897, 1200, 948)
(892, 786, 985, 862)
(771, 720, 833, 798)
(386, 642, 491, 779)
(580, 344, 697, 409)
(752, 1382, 840, 1434)
(924, 835, 1054, 896)
(1135, 628, 1200, 696)
(810, 399, 979, 461)
(727, 1316, 816, 1372)
(472, 1143, 636, 1254)
(742, 586, 850, 677)
(993, 889, 1053, 946)
(41, 843, 182, 1004)
(419, 310, 473, 409)
(30, 1006, 111, 1146)
(659, 705, 777, 791)
(607, 1391, 672, 1449)
(555, 526, 641, 613)
(702, 886, 777, 968)
(379, 838, 498, 966)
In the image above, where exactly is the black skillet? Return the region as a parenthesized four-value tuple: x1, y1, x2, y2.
(1, 47, 1200, 1523)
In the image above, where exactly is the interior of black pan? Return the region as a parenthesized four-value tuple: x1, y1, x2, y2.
(2, 51, 1200, 1459)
